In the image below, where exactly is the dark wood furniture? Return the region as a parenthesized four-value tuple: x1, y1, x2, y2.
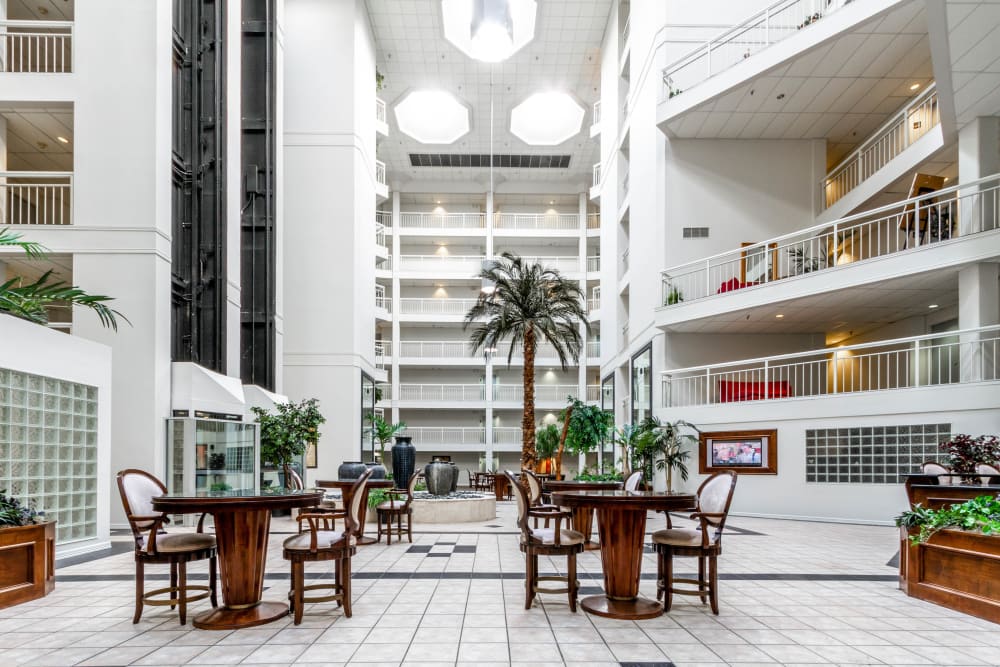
(542, 479, 623, 550)
(287, 468, 340, 531)
(653, 471, 737, 615)
(376, 472, 420, 544)
(282, 470, 371, 624)
(117, 469, 218, 625)
(491, 472, 512, 500)
(506, 471, 583, 612)
(150, 486, 321, 629)
(0, 520, 55, 610)
(550, 489, 696, 620)
(316, 478, 394, 545)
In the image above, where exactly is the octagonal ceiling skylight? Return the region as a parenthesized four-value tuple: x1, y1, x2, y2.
(509, 92, 585, 145)
(394, 91, 470, 144)
(441, 0, 537, 63)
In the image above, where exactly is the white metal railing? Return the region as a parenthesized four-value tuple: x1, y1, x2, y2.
(494, 212, 578, 230)
(586, 385, 600, 402)
(589, 296, 601, 311)
(398, 255, 485, 272)
(494, 427, 522, 445)
(0, 21, 73, 73)
(593, 101, 601, 126)
(1, 172, 73, 225)
(398, 212, 486, 229)
(822, 84, 939, 210)
(374, 285, 390, 312)
(515, 255, 579, 272)
(375, 160, 386, 187)
(377, 256, 392, 271)
(376, 383, 391, 400)
(376, 210, 392, 228)
(376, 98, 386, 124)
(374, 341, 388, 368)
(587, 341, 600, 357)
(661, 174, 1000, 306)
(397, 384, 486, 402)
(587, 213, 600, 229)
(493, 384, 579, 402)
(375, 222, 386, 248)
(592, 164, 601, 189)
(405, 427, 486, 446)
(587, 255, 601, 272)
(397, 340, 477, 358)
(661, 0, 848, 99)
(398, 297, 478, 316)
(662, 325, 1000, 407)
(494, 342, 563, 361)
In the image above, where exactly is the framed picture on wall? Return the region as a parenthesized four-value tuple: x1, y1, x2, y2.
(305, 441, 318, 469)
(699, 429, 777, 475)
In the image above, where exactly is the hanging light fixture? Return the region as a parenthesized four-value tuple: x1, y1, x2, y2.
(441, 0, 537, 63)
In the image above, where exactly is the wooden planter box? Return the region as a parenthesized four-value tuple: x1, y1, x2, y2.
(0, 521, 56, 609)
(902, 527, 1000, 624)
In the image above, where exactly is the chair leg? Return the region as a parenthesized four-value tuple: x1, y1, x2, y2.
(169, 562, 177, 610)
(341, 555, 353, 618)
(209, 556, 218, 607)
(407, 510, 413, 543)
(291, 560, 304, 625)
(133, 560, 144, 624)
(524, 550, 534, 609)
(709, 555, 719, 615)
(567, 552, 578, 613)
(698, 556, 708, 604)
(177, 561, 187, 625)
(397, 513, 402, 542)
(334, 557, 342, 608)
(656, 548, 664, 601)
(663, 548, 674, 612)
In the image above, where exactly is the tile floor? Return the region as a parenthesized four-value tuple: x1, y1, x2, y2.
(3, 502, 998, 667)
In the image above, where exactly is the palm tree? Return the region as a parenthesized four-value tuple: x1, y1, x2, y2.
(637, 418, 699, 492)
(464, 253, 589, 471)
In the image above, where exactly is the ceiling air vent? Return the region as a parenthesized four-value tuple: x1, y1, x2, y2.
(682, 227, 709, 239)
(408, 154, 571, 168)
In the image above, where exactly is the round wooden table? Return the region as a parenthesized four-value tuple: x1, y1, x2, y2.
(315, 478, 394, 545)
(550, 489, 696, 620)
(543, 480, 623, 550)
(151, 488, 322, 630)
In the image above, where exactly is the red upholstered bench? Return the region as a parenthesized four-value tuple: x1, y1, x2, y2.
(718, 380, 791, 402)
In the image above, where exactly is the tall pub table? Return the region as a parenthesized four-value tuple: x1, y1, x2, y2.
(316, 478, 394, 545)
(542, 480, 622, 550)
(550, 489, 696, 620)
(151, 488, 323, 630)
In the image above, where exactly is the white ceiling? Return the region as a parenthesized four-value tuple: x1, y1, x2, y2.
(6, 0, 73, 20)
(663, 1, 936, 169)
(0, 104, 74, 172)
(366, 0, 611, 190)
(945, 1, 1000, 126)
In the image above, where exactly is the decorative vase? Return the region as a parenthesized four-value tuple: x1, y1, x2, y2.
(449, 462, 459, 493)
(338, 461, 367, 480)
(424, 460, 455, 496)
(391, 436, 415, 489)
(365, 462, 387, 480)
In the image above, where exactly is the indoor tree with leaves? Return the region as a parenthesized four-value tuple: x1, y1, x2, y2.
(464, 253, 589, 471)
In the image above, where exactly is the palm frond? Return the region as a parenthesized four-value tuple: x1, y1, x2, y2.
(0, 228, 47, 259)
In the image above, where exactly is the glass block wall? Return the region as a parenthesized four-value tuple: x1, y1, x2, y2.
(805, 423, 951, 484)
(0, 367, 99, 544)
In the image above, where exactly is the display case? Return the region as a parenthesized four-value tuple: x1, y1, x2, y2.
(166, 418, 259, 500)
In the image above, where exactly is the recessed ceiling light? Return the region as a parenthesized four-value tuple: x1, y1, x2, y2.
(442, 0, 537, 63)
(928, 304, 939, 309)
(549, 200, 554, 205)
(775, 314, 784, 319)
(394, 91, 469, 144)
(436, 200, 442, 204)
(910, 83, 921, 91)
(510, 92, 585, 145)
(56, 136, 69, 144)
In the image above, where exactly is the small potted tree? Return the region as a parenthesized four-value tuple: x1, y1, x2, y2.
(636, 418, 699, 492)
(0, 490, 55, 608)
(554, 397, 614, 480)
(252, 398, 326, 487)
(535, 423, 560, 474)
(938, 434, 999, 484)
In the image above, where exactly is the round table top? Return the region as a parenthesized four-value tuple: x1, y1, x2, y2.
(543, 479, 623, 491)
(316, 479, 395, 490)
(151, 488, 323, 513)
(550, 489, 696, 511)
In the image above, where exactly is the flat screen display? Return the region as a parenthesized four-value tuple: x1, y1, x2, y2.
(711, 439, 764, 467)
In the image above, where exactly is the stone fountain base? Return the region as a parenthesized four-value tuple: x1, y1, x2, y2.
(367, 492, 495, 523)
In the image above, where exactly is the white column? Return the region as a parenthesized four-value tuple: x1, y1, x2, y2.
(0, 114, 7, 226)
(958, 117, 1000, 235)
(484, 190, 494, 469)
(577, 191, 588, 476)
(958, 263, 1000, 382)
(390, 190, 401, 426)
(225, 1, 242, 378)
(0, 0, 7, 73)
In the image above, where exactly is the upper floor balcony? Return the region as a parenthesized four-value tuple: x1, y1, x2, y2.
(658, 174, 1000, 330)
(590, 101, 601, 137)
(398, 297, 479, 319)
(2, 171, 73, 226)
(375, 160, 387, 200)
(375, 98, 388, 136)
(494, 384, 579, 405)
(518, 255, 579, 273)
(590, 164, 601, 201)
(587, 213, 600, 231)
(393, 340, 480, 364)
(1, 20, 73, 73)
(493, 212, 578, 232)
(397, 254, 485, 275)
(662, 325, 1000, 408)
(398, 212, 486, 233)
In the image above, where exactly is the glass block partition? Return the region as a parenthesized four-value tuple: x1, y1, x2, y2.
(0, 367, 99, 544)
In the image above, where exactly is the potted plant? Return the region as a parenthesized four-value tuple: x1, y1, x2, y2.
(664, 285, 683, 305)
(554, 397, 614, 480)
(0, 490, 56, 609)
(938, 434, 999, 483)
(369, 414, 406, 469)
(535, 423, 560, 474)
(251, 398, 326, 485)
(636, 418, 699, 492)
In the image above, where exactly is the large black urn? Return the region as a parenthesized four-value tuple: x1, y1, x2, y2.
(337, 461, 368, 480)
(424, 460, 455, 496)
(391, 436, 415, 488)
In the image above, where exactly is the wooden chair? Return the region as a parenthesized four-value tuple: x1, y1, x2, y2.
(287, 467, 340, 532)
(920, 461, 953, 486)
(376, 472, 420, 544)
(624, 470, 643, 491)
(521, 469, 562, 527)
(506, 470, 583, 612)
(282, 468, 372, 624)
(977, 463, 1000, 486)
(116, 469, 218, 625)
(653, 471, 737, 615)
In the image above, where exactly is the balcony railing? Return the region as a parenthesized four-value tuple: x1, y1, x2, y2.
(661, 0, 847, 99)
(494, 342, 563, 362)
(493, 384, 579, 402)
(374, 285, 390, 312)
(822, 84, 939, 210)
(0, 21, 73, 73)
(592, 101, 601, 126)
(494, 427, 522, 445)
(376, 256, 392, 271)
(397, 384, 486, 402)
(662, 325, 1000, 407)
(375, 160, 386, 187)
(375, 222, 386, 248)
(587, 341, 600, 357)
(587, 255, 601, 272)
(587, 213, 600, 229)
(376, 210, 392, 228)
(376, 98, 386, 124)
(494, 212, 578, 230)
(398, 255, 485, 272)
(399, 297, 478, 316)
(661, 174, 1000, 306)
(589, 296, 600, 311)
(1, 172, 73, 225)
(405, 427, 486, 446)
(586, 385, 601, 402)
(592, 164, 601, 189)
(516, 255, 579, 272)
(398, 212, 486, 229)
(376, 383, 391, 400)
(397, 340, 477, 359)
(374, 341, 388, 368)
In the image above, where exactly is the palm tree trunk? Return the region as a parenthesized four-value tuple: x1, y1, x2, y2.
(554, 405, 573, 480)
(521, 328, 537, 472)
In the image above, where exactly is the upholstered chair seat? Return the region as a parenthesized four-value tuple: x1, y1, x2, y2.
(652, 527, 719, 549)
(526, 527, 585, 546)
(282, 530, 356, 551)
(141, 532, 218, 553)
(624, 470, 643, 491)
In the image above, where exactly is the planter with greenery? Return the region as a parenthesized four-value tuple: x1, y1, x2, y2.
(938, 434, 999, 483)
(0, 490, 56, 609)
(895, 495, 1000, 624)
(535, 423, 560, 474)
(252, 398, 326, 484)
(554, 397, 613, 480)
(369, 415, 406, 468)
(635, 418, 699, 492)
(613, 422, 648, 477)
(664, 285, 683, 305)
(464, 253, 589, 472)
